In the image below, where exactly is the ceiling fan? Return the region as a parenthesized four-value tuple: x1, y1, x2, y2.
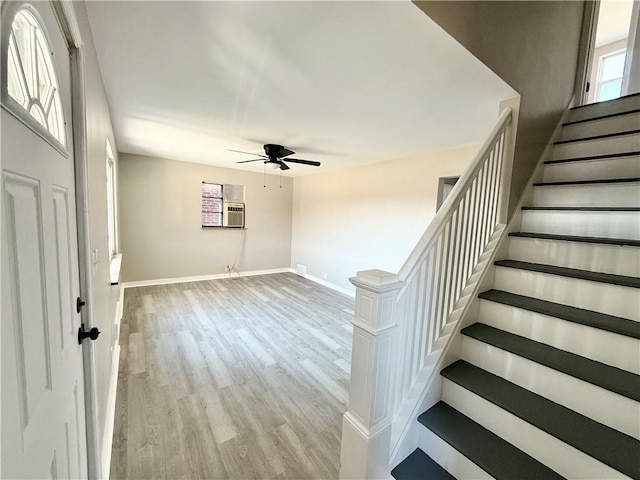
(229, 144, 321, 170)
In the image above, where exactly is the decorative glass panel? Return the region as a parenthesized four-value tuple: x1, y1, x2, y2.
(6, 9, 66, 146)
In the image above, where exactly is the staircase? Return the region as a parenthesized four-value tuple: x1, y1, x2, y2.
(391, 94, 640, 479)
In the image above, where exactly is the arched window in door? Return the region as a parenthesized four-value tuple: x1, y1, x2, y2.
(5, 8, 66, 147)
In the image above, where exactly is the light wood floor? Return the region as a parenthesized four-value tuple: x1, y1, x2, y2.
(110, 273, 354, 480)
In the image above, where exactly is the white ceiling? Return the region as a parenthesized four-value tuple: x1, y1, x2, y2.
(86, 1, 515, 176)
(596, 0, 634, 47)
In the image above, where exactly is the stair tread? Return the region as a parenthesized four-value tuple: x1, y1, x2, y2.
(554, 129, 640, 145)
(494, 259, 640, 288)
(570, 92, 640, 111)
(391, 449, 455, 480)
(563, 108, 640, 126)
(509, 232, 640, 247)
(461, 323, 640, 402)
(418, 402, 564, 480)
(522, 206, 640, 211)
(533, 177, 640, 186)
(544, 150, 640, 165)
(478, 289, 640, 339)
(441, 360, 640, 478)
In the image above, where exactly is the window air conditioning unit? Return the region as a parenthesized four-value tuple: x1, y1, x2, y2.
(223, 202, 245, 228)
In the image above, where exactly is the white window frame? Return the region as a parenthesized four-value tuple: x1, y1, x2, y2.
(106, 138, 118, 258)
(595, 48, 626, 102)
(1, 5, 68, 156)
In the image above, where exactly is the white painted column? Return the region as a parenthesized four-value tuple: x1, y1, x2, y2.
(340, 269, 403, 480)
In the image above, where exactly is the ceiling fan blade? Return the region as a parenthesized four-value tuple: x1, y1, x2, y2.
(279, 162, 290, 171)
(284, 158, 321, 167)
(236, 158, 266, 164)
(228, 149, 267, 158)
(276, 147, 295, 158)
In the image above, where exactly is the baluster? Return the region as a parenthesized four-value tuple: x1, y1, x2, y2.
(428, 239, 442, 354)
(418, 260, 431, 371)
(485, 147, 496, 238)
(440, 222, 453, 330)
(447, 210, 459, 317)
(493, 133, 506, 226)
(468, 178, 479, 276)
(475, 166, 486, 263)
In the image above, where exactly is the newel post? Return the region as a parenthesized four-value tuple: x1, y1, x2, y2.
(339, 269, 403, 480)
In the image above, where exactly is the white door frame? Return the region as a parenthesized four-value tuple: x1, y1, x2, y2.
(47, 2, 102, 478)
(574, 0, 600, 107)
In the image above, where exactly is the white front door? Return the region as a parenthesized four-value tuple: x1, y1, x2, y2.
(1, 2, 88, 478)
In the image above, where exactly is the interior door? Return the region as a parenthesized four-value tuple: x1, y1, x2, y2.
(1, 2, 88, 478)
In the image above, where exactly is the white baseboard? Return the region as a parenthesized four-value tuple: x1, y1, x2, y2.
(101, 328, 122, 478)
(298, 272, 355, 298)
(122, 267, 293, 288)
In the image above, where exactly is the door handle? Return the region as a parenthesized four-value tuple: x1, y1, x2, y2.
(78, 323, 100, 345)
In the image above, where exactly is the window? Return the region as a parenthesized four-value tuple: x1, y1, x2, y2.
(202, 183, 245, 228)
(596, 50, 626, 102)
(6, 8, 66, 146)
(202, 182, 223, 227)
(106, 139, 117, 257)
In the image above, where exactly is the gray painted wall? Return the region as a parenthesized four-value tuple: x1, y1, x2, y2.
(415, 0, 586, 212)
(118, 154, 293, 282)
(72, 1, 120, 471)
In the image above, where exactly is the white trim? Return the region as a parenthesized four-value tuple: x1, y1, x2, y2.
(299, 272, 355, 298)
(343, 411, 391, 442)
(100, 344, 120, 479)
(122, 268, 293, 288)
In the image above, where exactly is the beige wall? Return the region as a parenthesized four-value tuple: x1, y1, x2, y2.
(415, 1, 586, 213)
(119, 154, 293, 282)
(72, 1, 120, 475)
(291, 145, 479, 293)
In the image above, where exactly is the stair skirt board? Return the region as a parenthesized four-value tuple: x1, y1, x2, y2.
(477, 298, 640, 373)
(493, 266, 640, 320)
(542, 155, 640, 183)
(507, 236, 640, 277)
(460, 336, 640, 439)
(551, 132, 640, 160)
(441, 380, 631, 479)
(532, 181, 640, 208)
(559, 111, 640, 142)
(520, 210, 640, 240)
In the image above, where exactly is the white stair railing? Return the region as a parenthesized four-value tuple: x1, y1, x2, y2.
(339, 107, 515, 480)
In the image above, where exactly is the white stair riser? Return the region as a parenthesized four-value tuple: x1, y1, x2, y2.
(478, 299, 640, 374)
(567, 96, 640, 123)
(460, 337, 640, 440)
(532, 183, 640, 207)
(552, 133, 639, 161)
(521, 210, 640, 240)
(542, 156, 640, 183)
(494, 266, 640, 321)
(560, 112, 640, 142)
(417, 426, 492, 479)
(441, 379, 629, 479)
(508, 237, 640, 277)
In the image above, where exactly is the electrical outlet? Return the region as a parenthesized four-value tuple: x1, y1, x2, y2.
(224, 264, 232, 272)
